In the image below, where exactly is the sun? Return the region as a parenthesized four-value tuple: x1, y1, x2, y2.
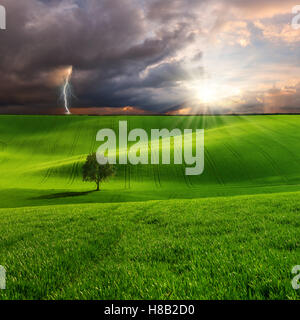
(196, 84, 217, 103)
(185, 79, 242, 107)
(186, 80, 219, 104)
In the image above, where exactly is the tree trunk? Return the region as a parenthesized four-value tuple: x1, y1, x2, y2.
(96, 181, 100, 191)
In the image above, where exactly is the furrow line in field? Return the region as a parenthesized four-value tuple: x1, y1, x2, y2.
(205, 148, 225, 186)
(127, 165, 131, 189)
(265, 115, 300, 133)
(70, 161, 80, 185)
(181, 165, 193, 189)
(69, 121, 83, 157)
(40, 118, 70, 184)
(236, 125, 289, 183)
(68, 161, 77, 185)
(223, 142, 254, 183)
(152, 165, 162, 188)
(250, 120, 300, 162)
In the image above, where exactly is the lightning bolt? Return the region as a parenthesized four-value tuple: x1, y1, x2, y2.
(63, 66, 73, 115)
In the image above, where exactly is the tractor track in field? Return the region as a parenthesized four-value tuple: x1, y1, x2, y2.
(236, 126, 289, 184)
(256, 146, 289, 184)
(205, 148, 225, 186)
(233, 115, 300, 163)
(41, 118, 82, 185)
(223, 142, 254, 183)
(218, 120, 290, 185)
(22, 119, 59, 181)
(68, 119, 99, 186)
(68, 121, 83, 157)
(40, 119, 66, 184)
(128, 165, 131, 189)
(153, 165, 162, 188)
(172, 144, 193, 188)
(68, 161, 79, 185)
(182, 166, 193, 188)
(67, 122, 84, 185)
(264, 115, 300, 137)
(124, 165, 131, 189)
(88, 117, 107, 154)
(250, 119, 300, 163)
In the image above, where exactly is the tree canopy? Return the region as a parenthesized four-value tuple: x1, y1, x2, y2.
(82, 153, 114, 191)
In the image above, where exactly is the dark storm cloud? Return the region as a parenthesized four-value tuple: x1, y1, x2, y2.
(0, 0, 203, 113)
(0, 0, 299, 114)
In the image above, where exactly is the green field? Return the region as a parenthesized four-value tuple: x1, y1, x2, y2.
(0, 114, 300, 299)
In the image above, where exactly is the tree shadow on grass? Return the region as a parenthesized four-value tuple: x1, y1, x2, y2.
(30, 191, 96, 200)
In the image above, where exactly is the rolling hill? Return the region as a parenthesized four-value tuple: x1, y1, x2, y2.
(0, 114, 300, 207)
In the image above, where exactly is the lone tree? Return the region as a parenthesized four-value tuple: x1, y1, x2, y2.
(82, 153, 114, 191)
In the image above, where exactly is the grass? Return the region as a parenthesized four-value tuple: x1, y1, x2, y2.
(0, 191, 300, 300)
(0, 114, 300, 299)
(1, 114, 300, 207)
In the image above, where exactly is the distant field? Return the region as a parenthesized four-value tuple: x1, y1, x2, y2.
(1, 115, 300, 207)
(0, 115, 300, 300)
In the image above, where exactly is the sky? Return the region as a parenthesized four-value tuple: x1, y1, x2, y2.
(0, 0, 300, 115)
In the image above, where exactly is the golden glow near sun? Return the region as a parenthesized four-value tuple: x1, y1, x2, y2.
(185, 79, 242, 107)
(196, 83, 218, 103)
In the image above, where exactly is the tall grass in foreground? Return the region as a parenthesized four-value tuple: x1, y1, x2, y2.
(0, 191, 299, 300)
